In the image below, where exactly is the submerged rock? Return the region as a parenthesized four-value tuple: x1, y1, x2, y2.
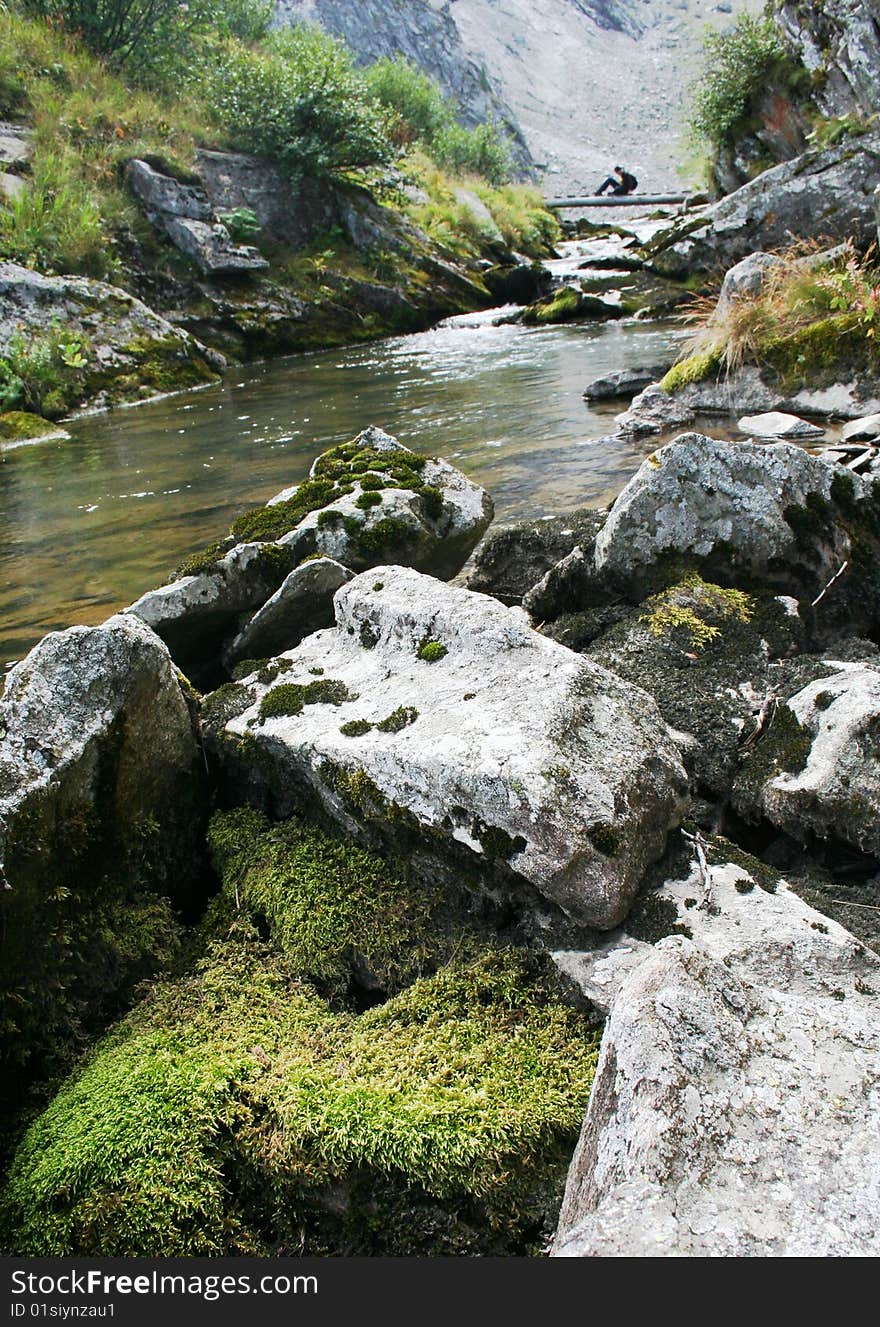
(583, 365, 672, 403)
(0, 615, 206, 1080)
(207, 567, 688, 930)
(553, 845, 880, 1257)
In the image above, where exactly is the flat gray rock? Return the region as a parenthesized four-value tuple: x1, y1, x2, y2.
(738, 410, 825, 440)
(224, 557, 353, 669)
(841, 412, 880, 443)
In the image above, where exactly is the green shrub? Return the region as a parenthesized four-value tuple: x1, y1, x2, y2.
(689, 15, 788, 149)
(203, 28, 394, 178)
(0, 923, 599, 1255)
(0, 329, 91, 418)
(365, 55, 512, 185)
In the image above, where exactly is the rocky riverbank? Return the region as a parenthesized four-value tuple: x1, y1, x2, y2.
(2, 416, 880, 1257)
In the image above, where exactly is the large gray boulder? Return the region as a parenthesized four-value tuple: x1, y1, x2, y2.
(0, 615, 207, 1075)
(593, 434, 853, 598)
(777, 1, 880, 121)
(553, 848, 880, 1257)
(208, 567, 688, 930)
(648, 133, 880, 280)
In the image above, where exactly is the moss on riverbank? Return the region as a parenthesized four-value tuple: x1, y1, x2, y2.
(0, 912, 600, 1255)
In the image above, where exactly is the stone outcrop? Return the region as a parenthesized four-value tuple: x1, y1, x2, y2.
(207, 566, 688, 930)
(583, 364, 672, 402)
(553, 846, 880, 1257)
(646, 134, 880, 281)
(0, 261, 222, 413)
(125, 159, 269, 275)
(776, 0, 880, 121)
(0, 615, 207, 1076)
(0, 120, 32, 203)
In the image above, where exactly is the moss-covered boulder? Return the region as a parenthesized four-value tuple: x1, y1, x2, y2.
(0, 614, 208, 1094)
(0, 917, 600, 1256)
(129, 428, 493, 688)
(0, 261, 222, 418)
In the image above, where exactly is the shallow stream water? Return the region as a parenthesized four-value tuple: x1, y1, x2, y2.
(0, 302, 691, 666)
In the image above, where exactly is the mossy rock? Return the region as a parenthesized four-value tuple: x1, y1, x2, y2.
(0, 922, 601, 1256)
(0, 412, 66, 442)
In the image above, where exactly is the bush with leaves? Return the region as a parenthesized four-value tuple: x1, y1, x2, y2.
(689, 15, 789, 149)
(203, 27, 394, 178)
(365, 55, 512, 185)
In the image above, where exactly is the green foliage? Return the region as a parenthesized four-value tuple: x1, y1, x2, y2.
(19, 0, 271, 74)
(639, 576, 754, 650)
(203, 28, 394, 178)
(355, 490, 382, 510)
(418, 485, 444, 520)
(376, 706, 418, 734)
(689, 15, 788, 149)
(258, 678, 352, 722)
(0, 329, 91, 418)
(364, 56, 512, 185)
(340, 719, 373, 737)
(0, 921, 599, 1255)
(417, 640, 447, 663)
(215, 206, 260, 241)
(0, 148, 107, 277)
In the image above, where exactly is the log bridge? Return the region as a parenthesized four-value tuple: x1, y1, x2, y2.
(546, 193, 708, 214)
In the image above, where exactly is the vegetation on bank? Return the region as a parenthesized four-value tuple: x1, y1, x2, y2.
(662, 243, 880, 393)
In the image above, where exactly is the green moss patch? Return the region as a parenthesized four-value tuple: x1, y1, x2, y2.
(639, 576, 754, 650)
(659, 348, 724, 394)
(258, 679, 353, 722)
(0, 925, 600, 1256)
(417, 639, 447, 662)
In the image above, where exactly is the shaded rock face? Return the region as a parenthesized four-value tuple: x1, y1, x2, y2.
(125, 542, 296, 687)
(647, 134, 880, 280)
(553, 848, 880, 1257)
(0, 615, 207, 1081)
(127, 429, 492, 688)
(583, 364, 672, 402)
(208, 567, 688, 930)
(741, 662, 880, 858)
(777, 0, 880, 121)
(195, 150, 340, 250)
(466, 509, 607, 606)
(224, 557, 353, 670)
(588, 585, 809, 800)
(0, 262, 221, 413)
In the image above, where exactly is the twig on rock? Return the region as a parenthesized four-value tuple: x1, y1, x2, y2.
(811, 560, 849, 608)
(682, 827, 713, 910)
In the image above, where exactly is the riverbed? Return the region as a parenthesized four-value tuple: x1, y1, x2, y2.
(0, 310, 691, 666)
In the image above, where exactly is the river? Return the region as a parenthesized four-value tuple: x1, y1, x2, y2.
(0, 303, 689, 667)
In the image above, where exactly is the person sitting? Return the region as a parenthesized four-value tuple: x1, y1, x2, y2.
(595, 166, 638, 196)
